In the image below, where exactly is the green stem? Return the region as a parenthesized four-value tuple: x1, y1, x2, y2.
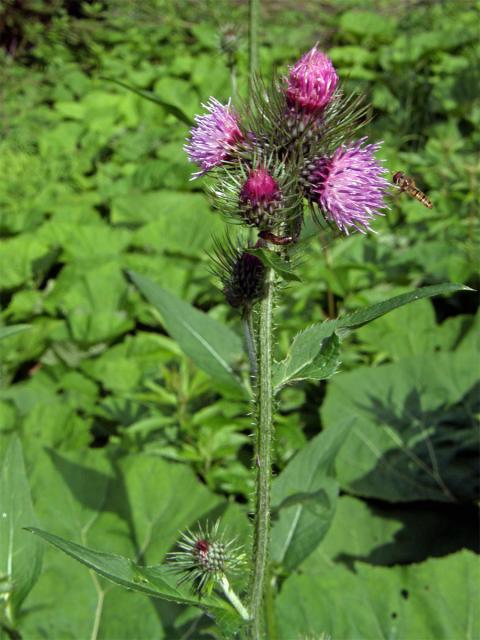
(219, 575, 250, 622)
(264, 572, 278, 640)
(248, 0, 260, 104)
(248, 268, 274, 639)
(242, 311, 257, 378)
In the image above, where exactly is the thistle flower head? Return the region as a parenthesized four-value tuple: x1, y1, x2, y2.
(305, 138, 389, 234)
(185, 98, 244, 177)
(239, 167, 282, 227)
(167, 521, 245, 595)
(286, 46, 338, 114)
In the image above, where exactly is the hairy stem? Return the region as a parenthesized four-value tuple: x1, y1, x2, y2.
(248, 268, 274, 639)
(242, 311, 257, 378)
(248, 0, 259, 103)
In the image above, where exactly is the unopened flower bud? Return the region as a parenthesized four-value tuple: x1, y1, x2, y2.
(167, 521, 244, 595)
(239, 168, 282, 228)
(224, 251, 266, 309)
(286, 46, 338, 114)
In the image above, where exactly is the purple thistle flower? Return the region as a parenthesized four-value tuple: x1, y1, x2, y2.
(306, 138, 390, 234)
(185, 98, 243, 177)
(240, 168, 279, 206)
(286, 46, 338, 114)
(239, 168, 282, 227)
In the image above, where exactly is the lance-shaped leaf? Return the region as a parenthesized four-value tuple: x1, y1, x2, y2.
(101, 77, 194, 126)
(0, 325, 30, 341)
(26, 529, 242, 635)
(274, 283, 469, 390)
(0, 437, 43, 617)
(270, 418, 353, 571)
(128, 271, 245, 392)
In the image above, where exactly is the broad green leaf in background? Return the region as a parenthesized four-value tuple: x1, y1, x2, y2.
(274, 283, 470, 389)
(0, 437, 43, 619)
(276, 550, 480, 640)
(26, 529, 241, 635)
(128, 271, 245, 392)
(0, 325, 30, 341)
(303, 495, 479, 573)
(270, 418, 353, 571)
(321, 349, 479, 503)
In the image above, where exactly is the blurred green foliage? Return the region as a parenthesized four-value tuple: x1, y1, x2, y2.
(0, 0, 478, 638)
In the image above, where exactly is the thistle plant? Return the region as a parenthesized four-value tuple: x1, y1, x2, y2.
(181, 45, 389, 637)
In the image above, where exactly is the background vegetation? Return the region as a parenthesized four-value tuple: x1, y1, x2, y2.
(0, 1, 478, 638)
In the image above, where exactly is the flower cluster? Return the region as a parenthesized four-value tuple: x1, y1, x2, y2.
(185, 46, 390, 307)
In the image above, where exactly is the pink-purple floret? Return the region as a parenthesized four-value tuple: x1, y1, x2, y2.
(286, 46, 338, 113)
(308, 138, 390, 234)
(240, 168, 279, 206)
(185, 97, 243, 177)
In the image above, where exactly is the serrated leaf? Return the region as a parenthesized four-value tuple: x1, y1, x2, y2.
(0, 437, 43, 616)
(274, 283, 469, 390)
(273, 333, 340, 391)
(128, 271, 245, 391)
(26, 528, 240, 632)
(248, 248, 301, 282)
(270, 418, 353, 570)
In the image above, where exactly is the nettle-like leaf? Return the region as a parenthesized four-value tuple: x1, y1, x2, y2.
(128, 271, 245, 393)
(26, 529, 241, 636)
(270, 418, 353, 571)
(0, 437, 43, 617)
(274, 283, 469, 390)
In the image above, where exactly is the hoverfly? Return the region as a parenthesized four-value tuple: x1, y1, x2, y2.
(392, 172, 432, 209)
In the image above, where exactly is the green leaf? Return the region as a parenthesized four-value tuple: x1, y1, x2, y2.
(101, 77, 194, 126)
(19, 448, 225, 638)
(273, 333, 340, 391)
(128, 271, 245, 391)
(321, 349, 479, 502)
(248, 248, 301, 282)
(270, 418, 353, 570)
(335, 284, 471, 334)
(0, 325, 30, 341)
(0, 437, 43, 615)
(25, 528, 239, 630)
(274, 284, 469, 389)
(304, 495, 479, 573)
(276, 550, 480, 640)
